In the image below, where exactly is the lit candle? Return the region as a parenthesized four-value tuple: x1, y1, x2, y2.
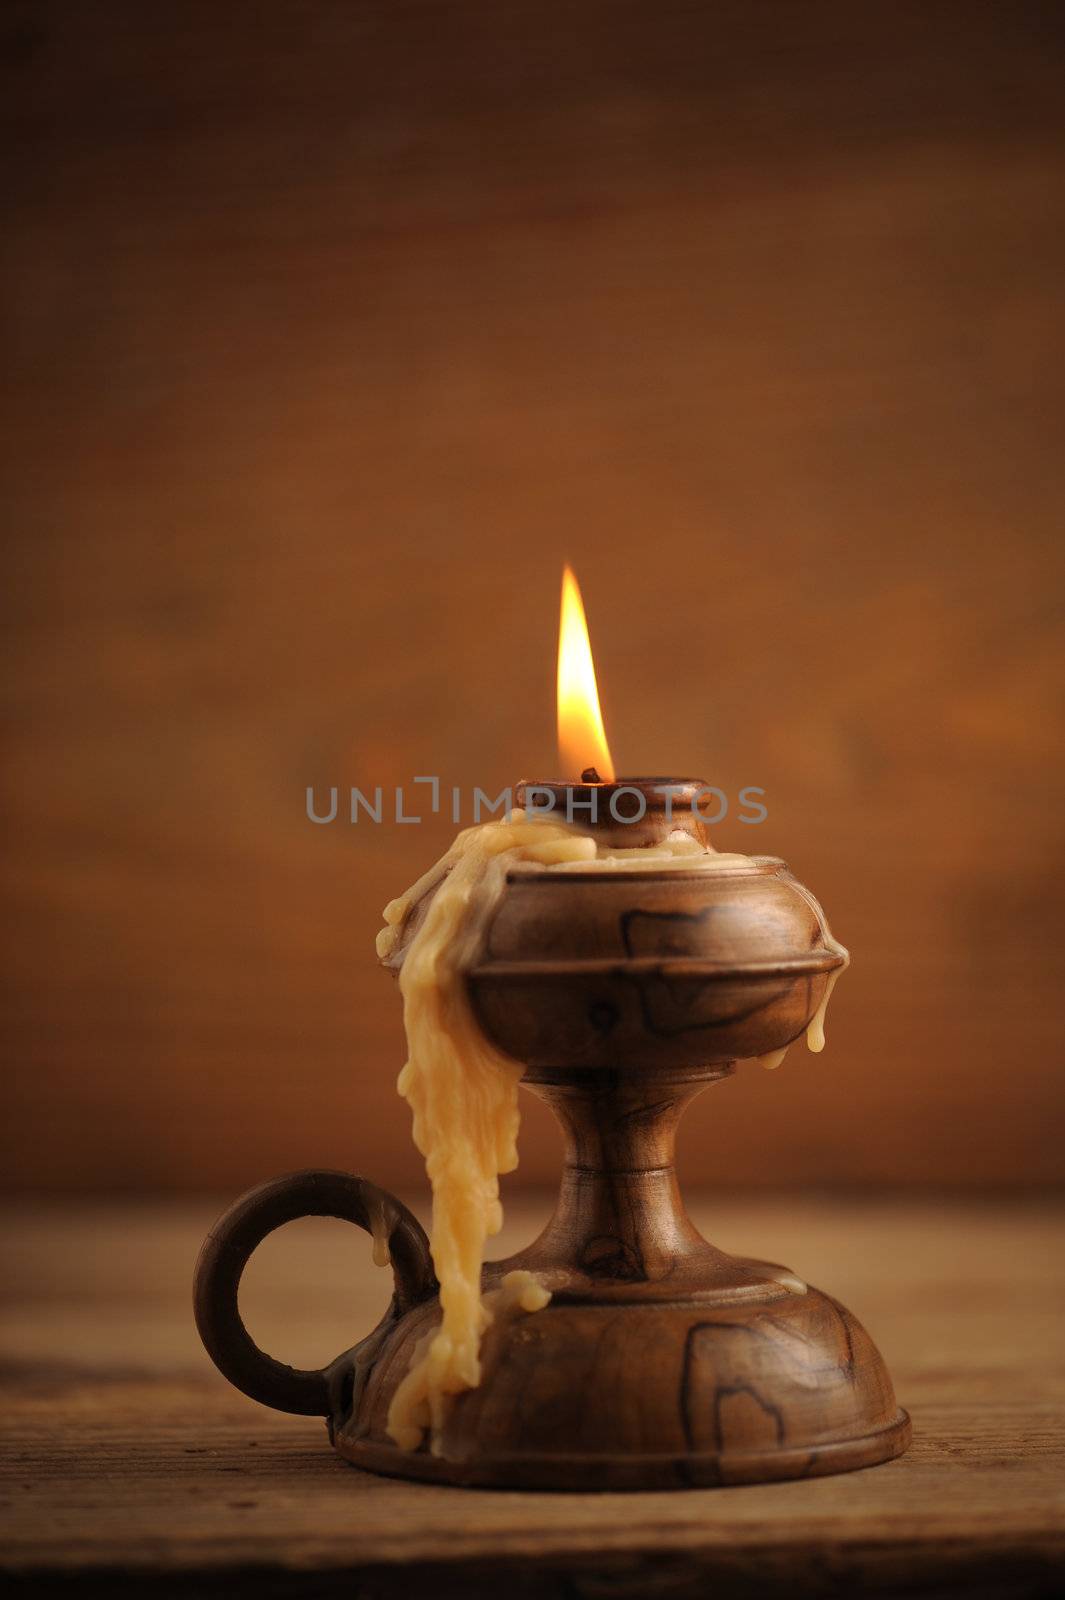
(378, 565, 847, 1453)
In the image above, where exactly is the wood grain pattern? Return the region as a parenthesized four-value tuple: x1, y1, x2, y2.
(2, 1197, 1063, 1594)
(2, 2, 1065, 1194)
(468, 842, 843, 1069)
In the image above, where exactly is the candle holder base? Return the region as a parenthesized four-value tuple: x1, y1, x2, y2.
(332, 1276, 910, 1490)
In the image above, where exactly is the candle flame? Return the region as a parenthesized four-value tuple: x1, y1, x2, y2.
(557, 565, 614, 781)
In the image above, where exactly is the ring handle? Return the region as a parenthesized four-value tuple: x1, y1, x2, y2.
(193, 1169, 436, 1416)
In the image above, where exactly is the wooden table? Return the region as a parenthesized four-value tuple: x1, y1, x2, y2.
(2, 1196, 1063, 1596)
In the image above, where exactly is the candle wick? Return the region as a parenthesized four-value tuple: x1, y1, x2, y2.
(580, 767, 603, 784)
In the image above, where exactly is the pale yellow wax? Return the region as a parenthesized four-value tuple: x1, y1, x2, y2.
(781, 876, 850, 1061)
(364, 1190, 393, 1269)
(378, 814, 593, 1454)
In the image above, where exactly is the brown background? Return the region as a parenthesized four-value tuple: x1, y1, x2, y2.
(2, 1, 1063, 1196)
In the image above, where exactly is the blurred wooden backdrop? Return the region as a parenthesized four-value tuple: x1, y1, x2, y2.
(2, 1, 1064, 1195)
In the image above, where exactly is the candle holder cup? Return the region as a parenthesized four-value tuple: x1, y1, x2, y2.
(195, 778, 909, 1489)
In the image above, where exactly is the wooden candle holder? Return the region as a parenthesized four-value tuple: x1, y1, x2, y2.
(195, 779, 910, 1489)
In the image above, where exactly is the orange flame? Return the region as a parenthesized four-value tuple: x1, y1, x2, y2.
(557, 566, 614, 781)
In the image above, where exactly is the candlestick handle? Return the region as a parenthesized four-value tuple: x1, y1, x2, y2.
(193, 1169, 437, 1416)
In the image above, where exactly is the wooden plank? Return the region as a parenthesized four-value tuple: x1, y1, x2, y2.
(1, 1198, 1063, 1594)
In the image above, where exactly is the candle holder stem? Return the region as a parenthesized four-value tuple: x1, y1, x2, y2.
(514, 1064, 738, 1291)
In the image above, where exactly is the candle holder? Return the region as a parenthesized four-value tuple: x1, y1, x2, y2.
(195, 778, 909, 1489)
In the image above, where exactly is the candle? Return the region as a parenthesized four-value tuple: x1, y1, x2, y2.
(378, 567, 847, 1454)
